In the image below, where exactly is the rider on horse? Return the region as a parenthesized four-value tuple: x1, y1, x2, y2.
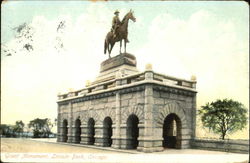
(111, 10, 129, 43)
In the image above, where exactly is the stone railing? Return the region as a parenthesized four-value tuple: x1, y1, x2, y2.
(153, 72, 196, 89)
(57, 70, 196, 101)
(191, 138, 249, 154)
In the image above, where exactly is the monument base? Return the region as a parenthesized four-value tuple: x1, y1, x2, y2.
(93, 53, 139, 84)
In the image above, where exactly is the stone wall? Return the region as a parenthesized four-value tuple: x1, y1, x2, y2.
(57, 92, 117, 145)
(57, 81, 197, 152)
(151, 86, 196, 150)
(56, 53, 249, 154)
(57, 85, 147, 148)
(56, 56, 197, 152)
(191, 138, 249, 153)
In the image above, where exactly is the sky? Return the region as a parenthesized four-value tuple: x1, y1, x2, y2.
(1, 1, 249, 138)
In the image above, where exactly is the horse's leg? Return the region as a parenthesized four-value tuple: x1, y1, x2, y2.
(120, 40, 122, 54)
(107, 43, 110, 56)
(124, 39, 127, 53)
(108, 46, 111, 58)
(109, 43, 112, 58)
(104, 40, 106, 54)
(110, 43, 115, 55)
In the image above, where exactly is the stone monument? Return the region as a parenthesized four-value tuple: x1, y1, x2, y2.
(57, 10, 197, 152)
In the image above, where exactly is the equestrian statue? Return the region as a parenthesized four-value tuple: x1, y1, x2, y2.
(104, 10, 136, 58)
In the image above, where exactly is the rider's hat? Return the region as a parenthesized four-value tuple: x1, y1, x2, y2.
(114, 10, 120, 14)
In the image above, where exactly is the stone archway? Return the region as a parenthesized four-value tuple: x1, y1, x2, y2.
(163, 113, 181, 149)
(103, 117, 113, 147)
(62, 119, 68, 142)
(75, 119, 81, 144)
(156, 102, 188, 149)
(126, 114, 139, 149)
(87, 118, 95, 145)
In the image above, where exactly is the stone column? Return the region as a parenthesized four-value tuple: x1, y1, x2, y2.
(58, 123, 68, 142)
(137, 123, 145, 150)
(191, 94, 197, 139)
(138, 83, 154, 152)
(152, 127, 164, 151)
(57, 121, 64, 142)
(119, 124, 128, 149)
(67, 102, 73, 143)
(57, 105, 62, 142)
(71, 125, 77, 143)
(137, 71, 154, 152)
(94, 124, 105, 146)
(138, 70, 163, 152)
(112, 91, 121, 148)
(102, 125, 113, 147)
(80, 124, 88, 145)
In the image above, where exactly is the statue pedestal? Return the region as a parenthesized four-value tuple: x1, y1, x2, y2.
(93, 53, 139, 84)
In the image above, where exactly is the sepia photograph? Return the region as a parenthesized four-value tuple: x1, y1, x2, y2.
(1, 1, 249, 162)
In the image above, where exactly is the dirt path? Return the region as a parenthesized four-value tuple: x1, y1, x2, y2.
(1, 138, 248, 163)
(1, 138, 119, 153)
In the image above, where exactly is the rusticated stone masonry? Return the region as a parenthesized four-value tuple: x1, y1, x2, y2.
(57, 53, 197, 152)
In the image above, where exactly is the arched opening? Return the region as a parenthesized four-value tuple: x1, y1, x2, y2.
(75, 119, 81, 143)
(103, 117, 113, 147)
(162, 113, 181, 149)
(126, 114, 139, 149)
(87, 118, 95, 145)
(62, 119, 68, 142)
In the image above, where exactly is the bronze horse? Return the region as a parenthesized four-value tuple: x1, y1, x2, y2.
(104, 10, 136, 58)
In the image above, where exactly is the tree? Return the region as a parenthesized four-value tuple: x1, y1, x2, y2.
(43, 118, 53, 138)
(13, 120, 25, 137)
(28, 118, 53, 138)
(28, 118, 44, 138)
(0, 124, 15, 137)
(198, 99, 248, 139)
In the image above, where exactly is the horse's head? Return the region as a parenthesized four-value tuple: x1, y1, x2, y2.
(127, 9, 136, 22)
